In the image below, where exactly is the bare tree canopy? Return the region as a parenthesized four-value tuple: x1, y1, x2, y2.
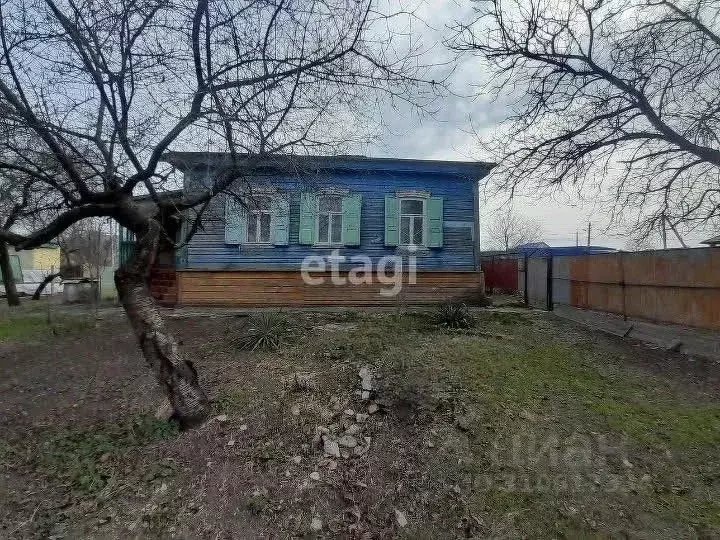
(0, 0, 431, 425)
(451, 0, 720, 239)
(483, 208, 542, 251)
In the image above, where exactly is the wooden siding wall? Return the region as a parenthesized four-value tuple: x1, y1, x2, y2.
(183, 167, 477, 271)
(176, 270, 484, 307)
(149, 268, 178, 306)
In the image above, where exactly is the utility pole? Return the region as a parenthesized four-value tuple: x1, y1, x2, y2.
(661, 216, 667, 249)
(586, 222, 591, 247)
(575, 230, 579, 247)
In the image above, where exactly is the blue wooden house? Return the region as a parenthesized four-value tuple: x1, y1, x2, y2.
(146, 153, 491, 306)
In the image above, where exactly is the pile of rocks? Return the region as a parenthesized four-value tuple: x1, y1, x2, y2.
(313, 411, 373, 459)
(311, 365, 381, 461)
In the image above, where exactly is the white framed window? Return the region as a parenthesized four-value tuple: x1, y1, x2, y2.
(316, 195, 343, 245)
(246, 195, 272, 244)
(399, 198, 425, 246)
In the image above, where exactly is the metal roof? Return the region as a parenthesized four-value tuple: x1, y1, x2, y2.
(161, 152, 494, 180)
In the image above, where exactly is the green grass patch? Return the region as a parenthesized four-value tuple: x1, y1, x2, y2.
(215, 388, 253, 413)
(37, 415, 179, 494)
(0, 314, 95, 341)
(330, 313, 719, 452)
(299, 312, 720, 537)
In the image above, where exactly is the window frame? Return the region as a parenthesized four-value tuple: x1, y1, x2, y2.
(399, 197, 426, 247)
(315, 194, 344, 246)
(245, 195, 273, 245)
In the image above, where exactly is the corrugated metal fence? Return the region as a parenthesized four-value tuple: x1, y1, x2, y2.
(526, 248, 720, 331)
(480, 254, 518, 293)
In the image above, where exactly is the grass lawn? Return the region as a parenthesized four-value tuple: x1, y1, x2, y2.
(0, 307, 718, 538)
(0, 313, 96, 341)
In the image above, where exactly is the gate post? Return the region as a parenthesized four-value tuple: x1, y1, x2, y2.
(546, 255, 554, 311)
(523, 254, 529, 306)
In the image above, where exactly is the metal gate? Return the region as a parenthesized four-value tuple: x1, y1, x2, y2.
(519, 254, 553, 311)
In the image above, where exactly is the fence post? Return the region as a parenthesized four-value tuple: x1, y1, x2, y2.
(523, 254, 529, 306)
(546, 255, 554, 311)
(620, 251, 627, 322)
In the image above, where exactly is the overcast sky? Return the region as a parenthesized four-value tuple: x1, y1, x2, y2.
(361, 0, 712, 250)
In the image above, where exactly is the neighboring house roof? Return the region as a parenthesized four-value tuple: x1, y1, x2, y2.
(161, 152, 494, 180)
(516, 242, 618, 257)
(701, 234, 720, 246)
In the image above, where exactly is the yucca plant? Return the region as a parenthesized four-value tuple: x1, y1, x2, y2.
(434, 302, 476, 329)
(235, 312, 291, 351)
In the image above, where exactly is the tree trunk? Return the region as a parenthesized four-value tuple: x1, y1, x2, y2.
(32, 272, 62, 300)
(115, 219, 209, 429)
(0, 240, 20, 307)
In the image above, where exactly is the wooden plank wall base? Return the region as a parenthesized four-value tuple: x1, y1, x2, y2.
(174, 270, 484, 307)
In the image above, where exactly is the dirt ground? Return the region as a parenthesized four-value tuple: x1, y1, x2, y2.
(0, 304, 719, 539)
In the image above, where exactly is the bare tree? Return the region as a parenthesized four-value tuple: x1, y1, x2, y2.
(0, 147, 62, 306)
(484, 209, 542, 250)
(624, 235, 658, 252)
(451, 0, 720, 240)
(57, 220, 113, 275)
(0, 0, 429, 426)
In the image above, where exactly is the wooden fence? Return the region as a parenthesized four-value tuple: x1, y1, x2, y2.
(544, 248, 720, 330)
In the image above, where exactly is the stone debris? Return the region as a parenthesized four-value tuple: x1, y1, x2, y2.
(291, 404, 301, 416)
(323, 437, 341, 458)
(338, 435, 358, 448)
(313, 425, 330, 448)
(394, 509, 408, 528)
(214, 414, 228, 422)
(359, 366, 374, 401)
(359, 366, 373, 391)
(310, 517, 323, 531)
(302, 368, 382, 482)
(353, 440, 370, 456)
(154, 402, 173, 420)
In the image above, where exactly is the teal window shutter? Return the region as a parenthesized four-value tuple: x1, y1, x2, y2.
(342, 194, 362, 246)
(271, 195, 290, 246)
(7, 255, 22, 283)
(426, 197, 444, 248)
(225, 196, 246, 244)
(384, 195, 399, 246)
(298, 192, 317, 245)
